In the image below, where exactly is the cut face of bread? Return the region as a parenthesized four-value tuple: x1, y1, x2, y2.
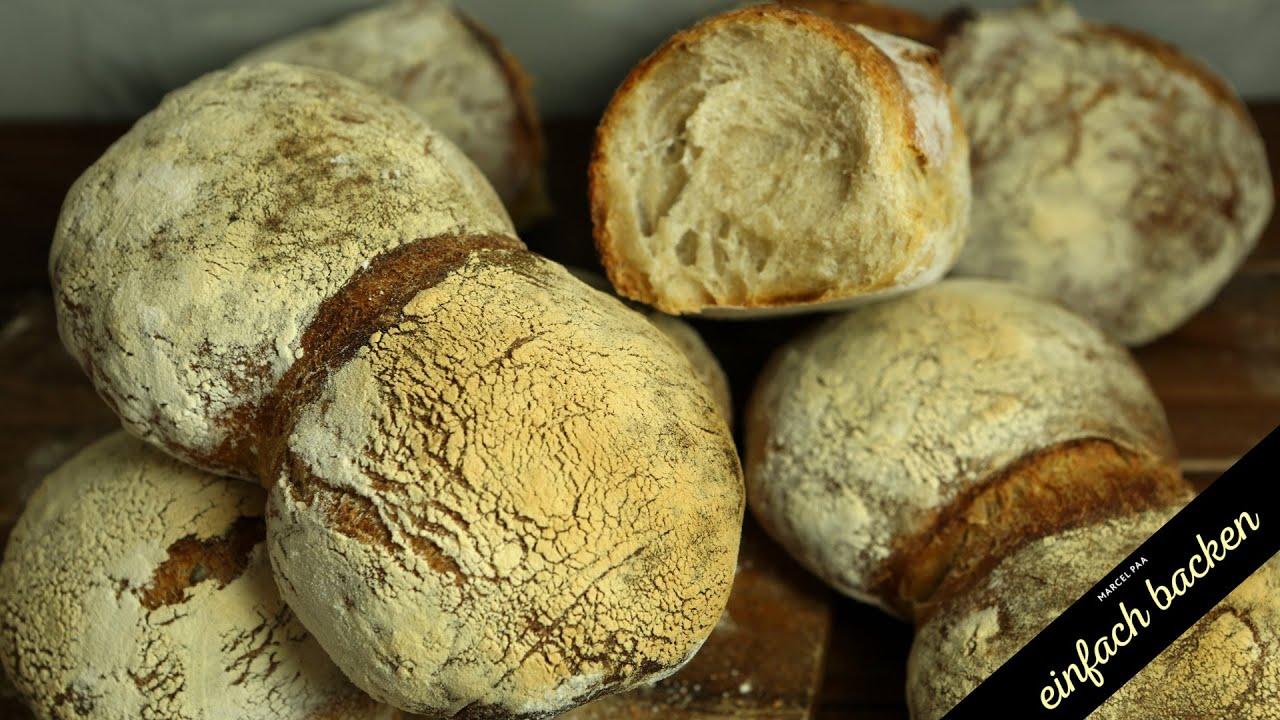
(590, 5, 970, 316)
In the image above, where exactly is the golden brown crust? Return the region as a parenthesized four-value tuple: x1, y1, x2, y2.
(589, 3, 924, 310)
(780, 0, 942, 47)
(456, 12, 551, 226)
(876, 439, 1191, 624)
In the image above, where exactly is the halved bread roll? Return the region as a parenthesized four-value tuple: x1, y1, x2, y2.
(590, 4, 970, 317)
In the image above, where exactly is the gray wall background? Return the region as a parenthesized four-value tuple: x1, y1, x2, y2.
(1, 0, 1277, 120)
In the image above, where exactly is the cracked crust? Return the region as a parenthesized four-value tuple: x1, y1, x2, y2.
(49, 62, 516, 479)
(744, 279, 1178, 618)
(941, 0, 1273, 345)
(266, 248, 744, 717)
(589, 4, 969, 315)
(0, 432, 395, 720)
(909, 508, 1280, 719)
(236, 0, 548, 227)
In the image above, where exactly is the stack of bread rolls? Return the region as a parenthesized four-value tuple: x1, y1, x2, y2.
(1, 1, 1275, 719)
(4, 42, 743, 720)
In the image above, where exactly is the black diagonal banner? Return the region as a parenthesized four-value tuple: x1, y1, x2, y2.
(941, 425, 1280, 719)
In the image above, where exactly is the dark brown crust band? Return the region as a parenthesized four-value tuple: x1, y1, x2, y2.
(874, 438, 1192, 624)
(235, 234, 523, 484)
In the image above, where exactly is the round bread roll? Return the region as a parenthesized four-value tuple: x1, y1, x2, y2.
(590, 4, 970, 317)
(54, 61, 744, 716)
(0, 432, 394, 720)
(267, 247, 743, 717)
(50, 62, 515, 479)
(236, 0, 548, 226)
(745, 279, 1186, 618)
(941, 0, 1273, 345)
(909, 508, 1280, 719)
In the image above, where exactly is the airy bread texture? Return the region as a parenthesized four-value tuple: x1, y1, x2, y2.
(267, 248, 743, 717)
(237, 0, 547, 225)
(590, 4, 970, 316)
(0, 432, 394, 720)
(50, 62, 514, 479)
(909, 509, 1280, 720)
(746, 279, 1182, 618)
(942, 0, 1273, 345)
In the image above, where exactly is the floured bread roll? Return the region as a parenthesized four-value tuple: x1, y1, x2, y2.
(644, 312, 733, 424)
(942, 0, 1273, 345)
(0, 432, 394, 720)
(590, 4, 970, 316)
(237, 0, 547, 225)
(51, 62, 514, 479)
(909, 510, 1280, 719)
(267, 248, 744, 718)
(745, 279, 1184, 618)
(54, 61, 744, 719)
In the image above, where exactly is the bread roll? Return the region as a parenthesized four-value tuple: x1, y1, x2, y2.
(745, 279, 1184, 618)
(0, 432, 394, 720)
(237, 0, 548, 226)
(51, 62, 514, 479)
(590, 4, 969, 316)
(909, 510, 1280, 719)
(644, 312, 733, 424)
(266, 247, 744, 717)
(941, 0, 1273, 345)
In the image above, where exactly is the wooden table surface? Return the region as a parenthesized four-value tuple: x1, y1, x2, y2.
(2, 103, 1278, 719)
